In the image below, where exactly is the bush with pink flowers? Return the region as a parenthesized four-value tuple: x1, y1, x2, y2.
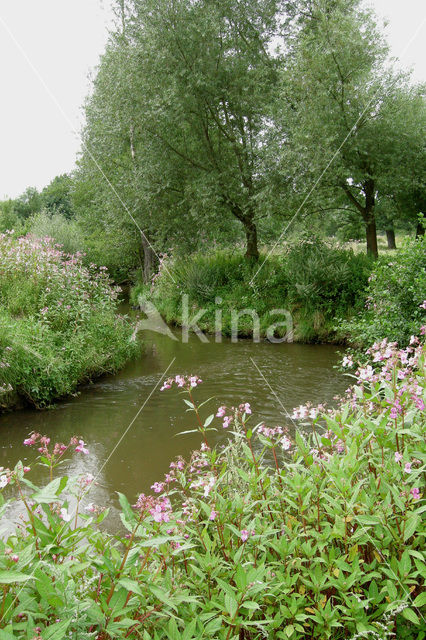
(0, 232, 139, 409)
(0, 340, 424, 638)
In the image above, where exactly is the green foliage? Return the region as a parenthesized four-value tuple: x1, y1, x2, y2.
(340, 237, 426, 347)
(28, 211, 84, 256)
(274, 0, 426, 256)
(0, 342, 424, 638)
(0, 232, 139, 408)
(134, 243, 370, 341)
(75, 0, 286, 261)
(286, 240, 372, 314)
(40, 174, 75, 219)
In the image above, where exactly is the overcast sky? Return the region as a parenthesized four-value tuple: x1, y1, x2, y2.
(0, 0, 425, 199)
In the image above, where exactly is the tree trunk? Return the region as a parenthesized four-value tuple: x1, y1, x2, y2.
(365, 218, 378, 258)
(386, 227, 397, 250)
(141, 234, 155, 283)
(244, 220, 259, 260)
(416, 222, 425, 238)
(363, 178, 378, 258)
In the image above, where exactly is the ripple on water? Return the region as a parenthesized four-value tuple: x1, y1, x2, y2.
(0, 333, 346, 531)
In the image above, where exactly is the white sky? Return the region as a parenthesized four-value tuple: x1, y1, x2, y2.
(0, 0, 425, 199)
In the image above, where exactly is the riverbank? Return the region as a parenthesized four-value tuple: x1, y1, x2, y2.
(0, 232, 140, 412)
(131, 238, 425, 347)
(0, 338, 424, 638)
(131, 241, 372, 344)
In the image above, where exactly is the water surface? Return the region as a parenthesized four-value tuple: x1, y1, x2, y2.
(0, 329, 348, 528)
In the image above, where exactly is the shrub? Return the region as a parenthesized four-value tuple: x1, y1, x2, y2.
(28, 210, 84, 256)
(133, 244, 371, 342)
(286, 239, 372, 316)
(0, 232, 139, 408)
(340, 237, 426, 348)
(0, 340, 424, 638)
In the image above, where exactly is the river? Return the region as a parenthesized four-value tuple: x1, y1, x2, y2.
(0, 329, 349, 529)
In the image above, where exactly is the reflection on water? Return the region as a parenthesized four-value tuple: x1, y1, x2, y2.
(0, 328, 348, 530)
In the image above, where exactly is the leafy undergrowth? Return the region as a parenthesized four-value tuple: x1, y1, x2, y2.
(339, 236, 426, 348)
(131, 241, 371, 343)
(0, 232, 139, 409)
(0, 339, 425, 639)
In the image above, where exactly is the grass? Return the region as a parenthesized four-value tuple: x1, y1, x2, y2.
(132, 241, 372, 343)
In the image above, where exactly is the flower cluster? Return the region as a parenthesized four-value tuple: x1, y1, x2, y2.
(257, 424, 292, 450)
(160, 374, 202, 391)
(0, 232, 120, 330)
(134, 493, 172, 523)
(216, 402, 252, 428)
(23, 433, 89, 460)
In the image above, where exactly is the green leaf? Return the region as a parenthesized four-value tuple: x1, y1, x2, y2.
(402, 608, 420, 625)
(118, 578, 143, 596)
(31, 477, 68, 504)
(117, 492, 135, 524)
(224, 593, 238, 619)
(0, 571, 36, 584)
(42, 620, 72, 640)
(404, 514, 419, 541)
(182, 619, 197, 640)
(204, 414, 214, 427)
(413, 592, 426, 608)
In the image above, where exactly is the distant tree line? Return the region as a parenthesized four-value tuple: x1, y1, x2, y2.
(1, 0, 425, 280)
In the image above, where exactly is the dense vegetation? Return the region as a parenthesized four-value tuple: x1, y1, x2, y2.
(132, 241, 372, 342)
(0, 1, 425, 636)
(0, 340, 424, 638)
(341, 236, 426, 347)
(0, 232, 138, 410)
(1, 0, 425, 281)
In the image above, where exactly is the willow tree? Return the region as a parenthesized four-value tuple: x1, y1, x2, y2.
(276, 0, 426, 257)
(112, 0, 286, 260)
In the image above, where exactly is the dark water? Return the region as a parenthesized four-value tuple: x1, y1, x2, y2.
(0, 329, 348, 529)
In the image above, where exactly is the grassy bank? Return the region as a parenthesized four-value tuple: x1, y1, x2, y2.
(131, 240, 372, 343)
(0, 232, 139, 410)
(131, 237, 426, 347)
(0, 339, 424, 638)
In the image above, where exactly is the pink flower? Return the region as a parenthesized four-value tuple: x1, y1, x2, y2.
(404, 462, 412, 474)
(23, 467, 30, 473)
(414, 397, 424, 411)
(223, 416, 232, 429)
(410, 487, 420, 500)
(189, 375, 202, 388)
(11, 554, 19, 563)
(342, 355, 353, 368)
(75, 439, 89, 454)
(175, 375, 185, 387)
(390, 405, 399, 420)
(23, 438, 35, 446)
(420, 301, 426, 310)
(281, 436, 291, 450)
(216, 406, 226, 417)
(160, 382, 171, 391)
(240, 529, 249, 542)
(394, 452, 403, 463)
(209, 510, 218, 521)
(151, 482, 164, 494)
